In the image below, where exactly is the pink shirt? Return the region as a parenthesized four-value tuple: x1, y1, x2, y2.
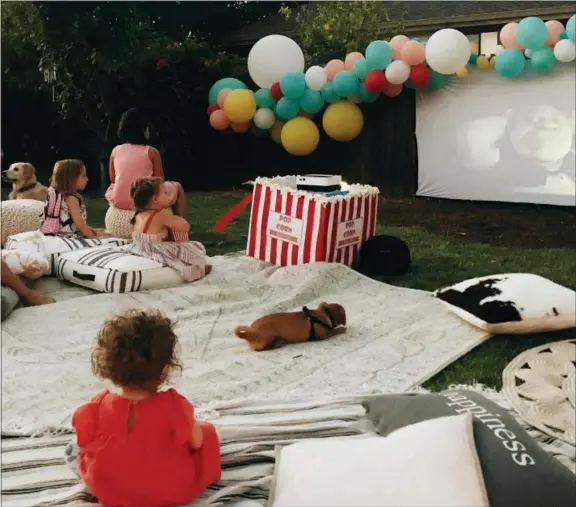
(106, 144, 154, 209)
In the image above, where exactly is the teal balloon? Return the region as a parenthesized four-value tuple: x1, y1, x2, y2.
(530, 47, 556, 72)
(358, 84, 379, 103)
(299, 89, 324, 114)
(275, 97, 300, 120)
(560, 30, 568, 40)
(250, 122, 267, 137)
(365, 40, 393, 70)
(280, 71, 306, 99)
(469, 53, 478, 65)
(427, 71, 449, 89)
(254, 88, 275, 108)
(404, 80, 416, 90)
(208, 78, 247, 104)
(516, 17, 548, 49)
(321, 82, 341, 103)
(332, 71, 359, 97)
(352, 59, 370, 79)
(567, 14, 576, 42)
(495, 48, 525, 78)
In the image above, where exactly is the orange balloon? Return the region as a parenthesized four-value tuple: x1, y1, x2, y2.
(217, 88, 231, 109)
(344, 52, 364, 70)
(209, 110, 229, 130)
(230, 122, 250, 134)
(545, 20, 565, 47)
(384, 84, 403, 98)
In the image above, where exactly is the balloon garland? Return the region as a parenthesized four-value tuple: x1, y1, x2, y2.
(208, 14, 576, 156)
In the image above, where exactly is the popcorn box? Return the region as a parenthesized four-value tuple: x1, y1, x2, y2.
(246, 177, 379, 267)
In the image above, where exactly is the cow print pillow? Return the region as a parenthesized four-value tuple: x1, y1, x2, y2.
(434, 274, 576, 334)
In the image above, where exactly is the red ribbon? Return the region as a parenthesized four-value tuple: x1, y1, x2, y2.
(213, 193, 253, 232)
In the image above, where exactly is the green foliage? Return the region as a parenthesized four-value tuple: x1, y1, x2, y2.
(280, 1, 405, 63)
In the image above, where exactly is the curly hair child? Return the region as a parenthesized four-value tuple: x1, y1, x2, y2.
(66, 309, 221, 507)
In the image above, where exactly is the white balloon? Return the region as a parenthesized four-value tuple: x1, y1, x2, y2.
(524, 48, 533, 58)
(248, 35, 305, 88)
(495, 45, 505, 56)
(554, 39, 576, 63)
(305, 66, 327, 91)
(253, 108, 275, 130)
(385, 60, 411, 85)
(425, 28, 471, 75)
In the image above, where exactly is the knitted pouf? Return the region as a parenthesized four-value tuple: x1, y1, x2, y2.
(1, 199, 45, 247)
(105, 206, 173, 239)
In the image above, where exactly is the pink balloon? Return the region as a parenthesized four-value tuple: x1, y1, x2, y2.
(390, 34, 410, 60)
(384, 84, 403, 98)
(500, 22, 521, 49)
(209, 110, 229, 131)
(217, 89, 231, 109)
(344, 52, 364, 70)
(324, 59, 345, 81)
(545, 20, 565, 47)
(400, 41, 426, 66)
(230, 122, 250, 134)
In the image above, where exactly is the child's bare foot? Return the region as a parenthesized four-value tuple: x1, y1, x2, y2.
(205, 265, 213, 276)
(24, 292, 55, 307)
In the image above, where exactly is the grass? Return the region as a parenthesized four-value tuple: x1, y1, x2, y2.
(86, 193, 576, 392)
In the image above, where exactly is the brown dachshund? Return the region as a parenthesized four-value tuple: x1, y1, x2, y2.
(234, 302, 347, 351)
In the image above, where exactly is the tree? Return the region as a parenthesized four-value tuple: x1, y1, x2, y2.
(280, 1, 405, 63)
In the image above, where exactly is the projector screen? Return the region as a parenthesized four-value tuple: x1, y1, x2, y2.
(416, 66, 575, 206)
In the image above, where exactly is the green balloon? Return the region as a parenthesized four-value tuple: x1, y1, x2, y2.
(358, 83, 379, 103)
(321, 82, 341, 103)
(299, 89, 324, 114)
(208, 78, 247, 104)
(469, 53, 478, 65)
(275, 97, 300, 120)
(530, 47, 556, 73)
(352, 59, 370, 79)
(427, 71, 450, 89)
(255, 88, 275, 109)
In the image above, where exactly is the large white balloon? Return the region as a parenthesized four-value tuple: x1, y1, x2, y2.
(305, 66, 327, 91)
(247, 35, 305, 88)
(425, 28, 471, 75)
(553, 39, 576, 63)
(253, 108, 275, 130)
(385, 60, 410, 85)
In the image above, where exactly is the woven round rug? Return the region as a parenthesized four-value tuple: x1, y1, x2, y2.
(502, 339, 576, 445)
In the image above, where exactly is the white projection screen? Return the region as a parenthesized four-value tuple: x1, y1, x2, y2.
(416, 65, 575, 206)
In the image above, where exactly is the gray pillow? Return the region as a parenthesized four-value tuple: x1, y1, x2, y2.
(363, 390, 575, 507)
(1, 287, 20, 321)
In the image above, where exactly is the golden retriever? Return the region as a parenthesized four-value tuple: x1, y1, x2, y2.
(2, 162, 48, 201)
(234, 302, 347, 351)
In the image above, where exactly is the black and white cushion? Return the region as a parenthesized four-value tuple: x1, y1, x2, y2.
(434, 273, 576, 334)
(6, 231, 129, 275)
(57, 245, 184, 293)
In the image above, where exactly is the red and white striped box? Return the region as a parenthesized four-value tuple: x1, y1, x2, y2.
(246, 177, 379, 267)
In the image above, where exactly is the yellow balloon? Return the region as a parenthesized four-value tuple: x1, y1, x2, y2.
(223, 89, 256, 123)
(281, 117, 320, 156)
(322, 100, 363, 142)
(270, 120, 285, 144)
(476, 55, 490, 70)
(489, 56, 496, 68)
(456, 67, 468, 78)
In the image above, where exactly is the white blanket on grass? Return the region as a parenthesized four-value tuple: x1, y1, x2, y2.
(1, 254, 489, 435)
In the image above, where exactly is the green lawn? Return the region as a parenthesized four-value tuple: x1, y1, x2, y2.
(86, 193, 576, 392)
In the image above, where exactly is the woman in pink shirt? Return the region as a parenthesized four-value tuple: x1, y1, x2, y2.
(106, 109, 186, 216)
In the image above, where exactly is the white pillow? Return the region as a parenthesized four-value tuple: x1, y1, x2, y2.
(5, 231, 129, 276)
(1, 248, 49, 280)
(57, 245, 184, 293)
(434, 274, 576, 334)
(270, 413, 489, 507)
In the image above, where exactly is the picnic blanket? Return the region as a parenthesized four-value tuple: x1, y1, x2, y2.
(2, 254, 489, 436)
(2, 388, 574, 507)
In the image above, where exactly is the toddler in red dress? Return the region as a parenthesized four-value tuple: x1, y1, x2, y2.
(66, 309, 221, 507)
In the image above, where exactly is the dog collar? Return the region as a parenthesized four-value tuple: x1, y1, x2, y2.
(17, 182, 38, 193)
(302, 306, 335, 341)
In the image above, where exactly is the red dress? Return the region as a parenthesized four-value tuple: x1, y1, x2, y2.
(72, 389, 221, 507)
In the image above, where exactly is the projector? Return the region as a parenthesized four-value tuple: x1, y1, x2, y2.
(296, 174, 342, 193)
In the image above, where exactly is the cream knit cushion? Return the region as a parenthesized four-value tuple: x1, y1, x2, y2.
(1, 199, 45, 246)
(105, 206, 173, 239)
